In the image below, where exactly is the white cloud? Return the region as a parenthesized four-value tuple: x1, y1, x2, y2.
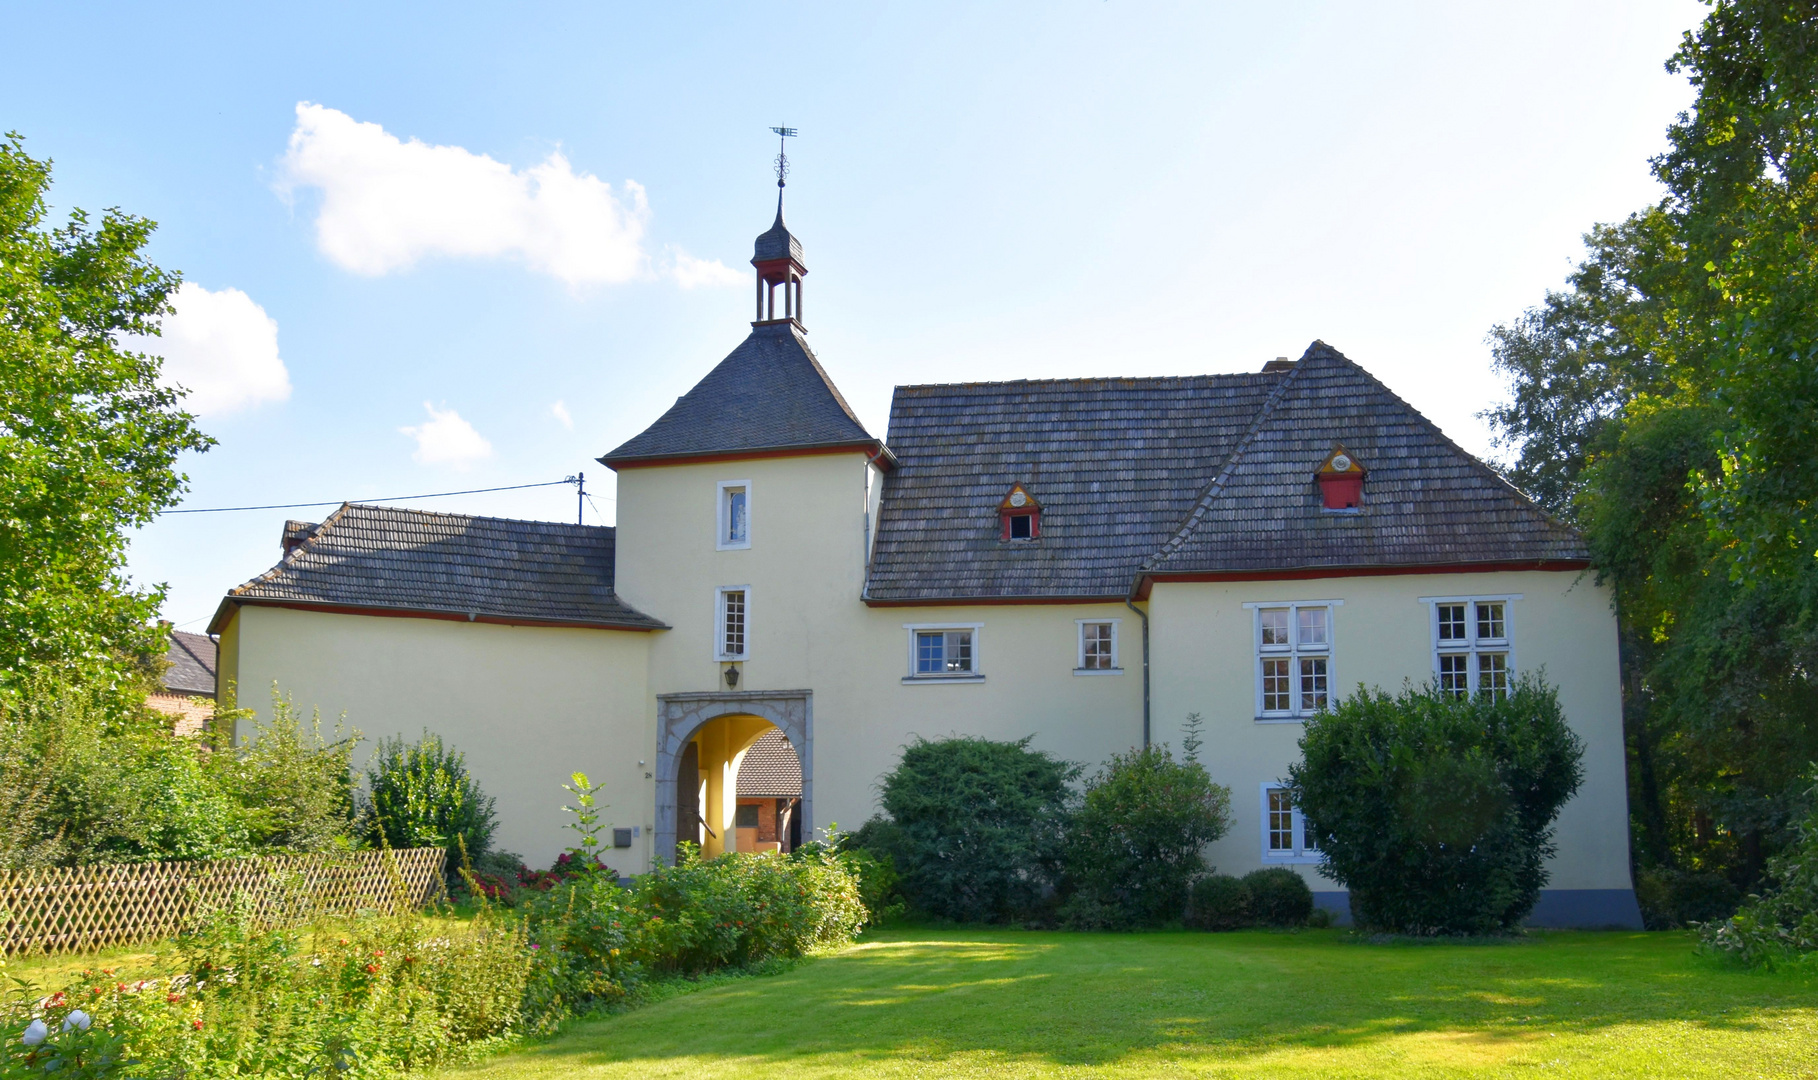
(131, 282, 291, 416)
(667, 247, 746, 289)
(550, 400, 573, 429)
(399, 403, 492, 468)
(280, 103, 650, 285)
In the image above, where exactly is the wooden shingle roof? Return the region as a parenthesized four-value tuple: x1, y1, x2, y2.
(211, 504, 665, 633)
(865, 342, 1585, 602)
(865, 371, 1285, 601)
(1144, 342, 1586, 578)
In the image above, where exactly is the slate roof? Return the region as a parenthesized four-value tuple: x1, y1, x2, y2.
(161, 630, 217, 696)
(599, 322, 880, 466)
(736, 729, 802, 798)
(1144, 343, 1586, 576)
(213, 504, 664, 632)
(865, 372, 1285, 600)
(752, 194, 803, 265)
(865, 342, 1586, 601)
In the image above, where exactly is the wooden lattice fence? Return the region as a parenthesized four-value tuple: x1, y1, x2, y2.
(0, 847, 447, 958)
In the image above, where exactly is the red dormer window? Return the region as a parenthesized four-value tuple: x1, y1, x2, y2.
(999, 483, 1042, 541)
(1315, 445, 1367, 511)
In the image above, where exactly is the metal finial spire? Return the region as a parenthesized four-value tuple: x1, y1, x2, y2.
(770, 126, 796, 188)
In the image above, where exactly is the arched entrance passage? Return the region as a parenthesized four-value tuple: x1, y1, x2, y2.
(655, 690, 811, 866)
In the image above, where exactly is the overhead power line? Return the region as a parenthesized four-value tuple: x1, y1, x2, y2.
(162, 478, 611, 515)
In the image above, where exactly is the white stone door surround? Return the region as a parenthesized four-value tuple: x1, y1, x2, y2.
(654, 689, 812, 866)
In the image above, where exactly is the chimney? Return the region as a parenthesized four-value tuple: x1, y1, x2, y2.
(1262, 356, 1295, 373)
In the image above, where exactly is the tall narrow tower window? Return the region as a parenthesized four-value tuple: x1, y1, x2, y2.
(717, 481, 752, 550)
(717, 587, 749, 660)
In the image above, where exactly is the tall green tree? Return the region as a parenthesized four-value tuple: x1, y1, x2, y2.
(0, 133, 210, 707)
(1484, 1, 1818, 895)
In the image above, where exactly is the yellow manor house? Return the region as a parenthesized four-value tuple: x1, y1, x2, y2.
(211, 191, 1641, 928)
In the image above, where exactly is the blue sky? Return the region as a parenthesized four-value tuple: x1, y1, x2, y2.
(3, 1, 1703, 631)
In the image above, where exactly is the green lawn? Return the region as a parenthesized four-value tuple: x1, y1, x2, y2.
(449, 928, 1818, 1079)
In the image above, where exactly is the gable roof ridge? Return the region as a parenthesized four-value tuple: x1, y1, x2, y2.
(231, 501, 353, 596)
(892, 371, 1275, 395)
(1308, 343, 1583, 536)
(1140, 356, 1310, 575)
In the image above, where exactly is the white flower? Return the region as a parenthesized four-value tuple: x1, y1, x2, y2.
(21, 1020, 47, 1046)
(62, 1010, 90, 1032)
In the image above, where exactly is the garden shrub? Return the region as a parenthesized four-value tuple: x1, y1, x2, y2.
(1, 678, 360, 869)
(1186, 874, 1251, 930)
(856, 736, 1077, 922)
(1287, 677, 1584, 936)
(1241, 867, 1314, 927)
(365, 730, 498, 872)
(1701, 775, 1818, 968)
(1063, 746, 1231, 928)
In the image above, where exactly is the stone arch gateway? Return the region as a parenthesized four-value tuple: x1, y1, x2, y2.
(654, 690, 812, 866)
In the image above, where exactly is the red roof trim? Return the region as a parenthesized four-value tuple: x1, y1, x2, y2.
(864, 594, 1128, 609)
(1131, 559, 1591, 599)
(215, 597, 666, 634)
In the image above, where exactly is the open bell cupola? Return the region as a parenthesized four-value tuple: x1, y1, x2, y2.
(752, 153, 807, 327)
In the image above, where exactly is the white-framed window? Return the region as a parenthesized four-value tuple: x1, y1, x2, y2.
(1422, 595, 1518, 701)
(1075, 619, 1121, 674)
(1260, 784, 1319, 863)
(1247, 601, 1340, 720)
(715, 586, 750, 660)
(902, 623, 985, 682)
(716, 480, 751, 550)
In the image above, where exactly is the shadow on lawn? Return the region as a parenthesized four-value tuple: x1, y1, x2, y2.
(498, 930, 1818, 1073)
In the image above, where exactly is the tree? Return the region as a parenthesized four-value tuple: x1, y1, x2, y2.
(0, 133, 210, 709)
(852, 736, 1077, 923)
(1288, 678, 1583, 935)
(1483, 2, 1818, 905)
(364, 731, 498, 868)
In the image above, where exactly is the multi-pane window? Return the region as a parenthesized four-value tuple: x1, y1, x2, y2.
(1078, 621, 1117, 671)
(916, 630, 973, 675)
(1431, 599, 1512, 700)
(717, 481, 751, 550)
(1256, 603, 1333, 719)
(718, 588, 747, 659)
(1262, 785, 1319, 861)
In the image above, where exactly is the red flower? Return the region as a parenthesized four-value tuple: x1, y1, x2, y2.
(373, 951, 384, 958)
(167, 994, 183, 1004)
(48, 993, 66, 1007)
(365, 964, 379, 974)
(192, 1020, 204, 1030)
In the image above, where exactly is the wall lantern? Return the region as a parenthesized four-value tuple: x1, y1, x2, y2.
(723, 664, 741, 688)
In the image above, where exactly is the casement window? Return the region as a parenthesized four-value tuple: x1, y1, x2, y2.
(902, 623, 985, 682)
(717, 480, 751, 550)
(1261, 784, 1319, 863)
(1075, 619, 1121, 674)
(1424, 596, 1517, 701)
(716, 586, 749, 660)
(1250, 601, 1339, 720)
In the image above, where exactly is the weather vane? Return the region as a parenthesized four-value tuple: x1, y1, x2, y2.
(770, 126, 797, 188)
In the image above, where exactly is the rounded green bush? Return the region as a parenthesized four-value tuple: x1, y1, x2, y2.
(1240, 867, 1314, 927)
(1186, 873, 1251, 930)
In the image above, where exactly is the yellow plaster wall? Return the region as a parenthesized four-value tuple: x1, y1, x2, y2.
(615, 453, 1145, 854)
(218, 604, 653, 873)
(1147, 570, 1631, 892)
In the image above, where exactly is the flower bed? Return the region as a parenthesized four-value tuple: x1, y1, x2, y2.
(1, 848, 868, 1079)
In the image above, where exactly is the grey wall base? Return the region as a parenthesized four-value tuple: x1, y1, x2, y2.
(1312, 889, 1644, 930)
